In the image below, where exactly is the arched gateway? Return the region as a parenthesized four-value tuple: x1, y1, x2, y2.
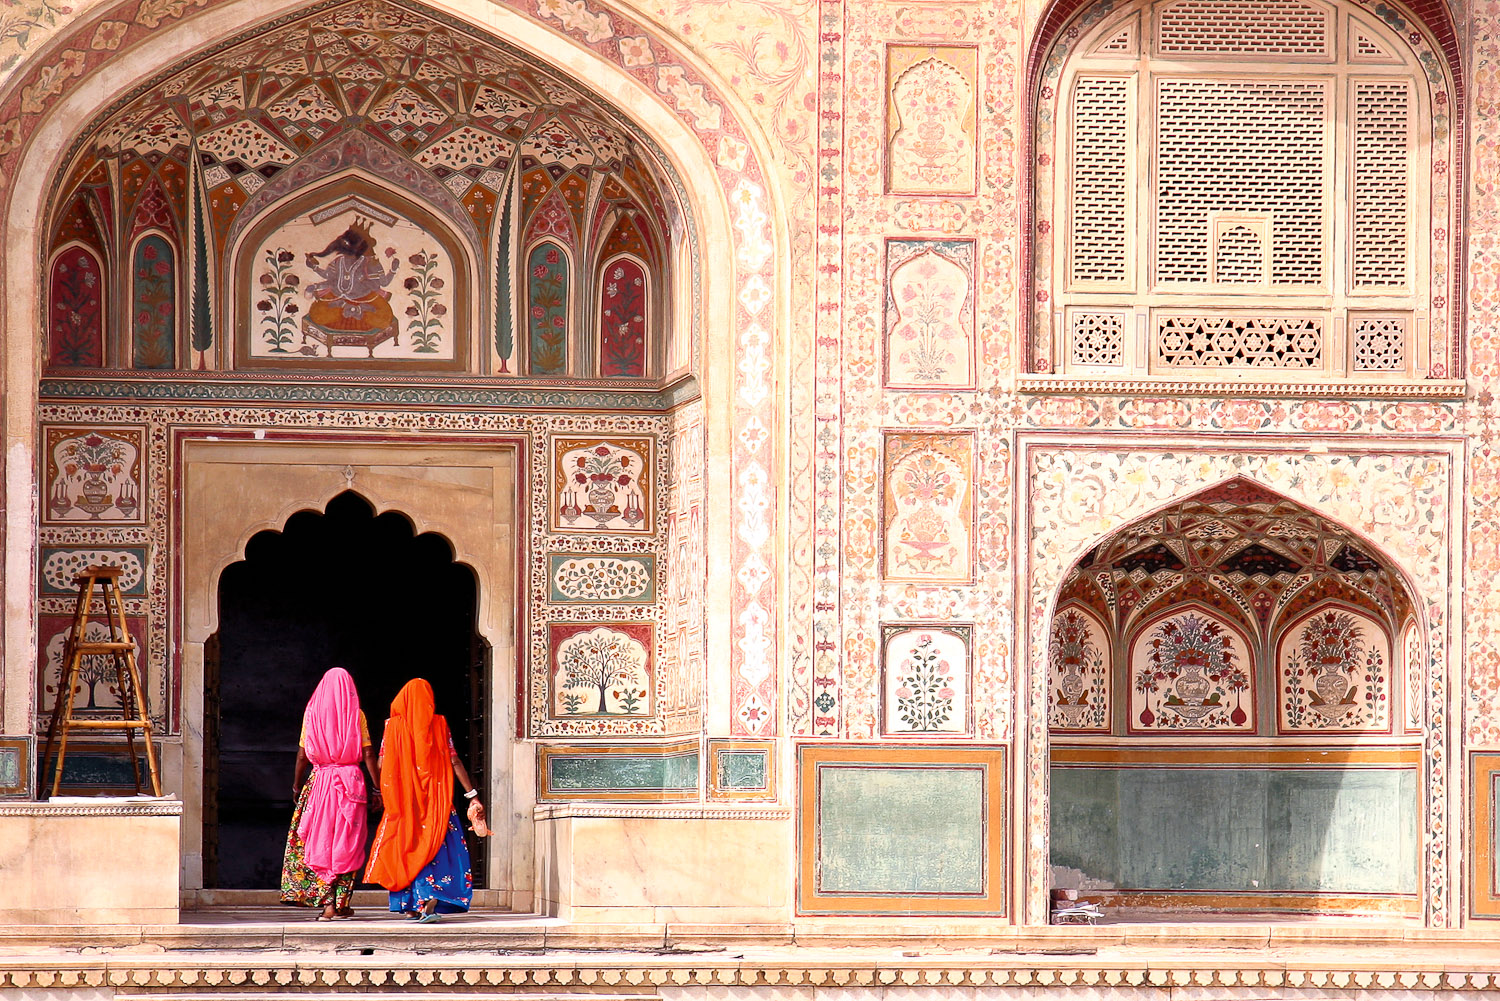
(9, 0, 784, 919)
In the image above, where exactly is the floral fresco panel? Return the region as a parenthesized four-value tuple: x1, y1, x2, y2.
(1278, 604, 1391, 733)
(527, 241, 569, 375)
(599, 256, 647, 377)
(42, 426, 145, 525)
(882, 432, 973, 583)
(886, 45, 978, 195)
(885, 240, 975, 390)
(48, 246, 104, 367)
(1127, 606, 1256, 733)
(1048, 604, 1111, 733)
(881, 623, 972, 735)
(1404, 619, 1423, 733)
(131, 234, 176, 369)
(548, 553, 656, 603)
(551, 436, 654, 534)
(549, 621, 654, 719)
(39, 547, 150, 596)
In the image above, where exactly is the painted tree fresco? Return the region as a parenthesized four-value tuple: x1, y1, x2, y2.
(1278, 605, 1391, 732)
(599, 256, 647, 377)
(527, 242, 569, 375)
(38, 614, 148, 717)
(881, 624, 971, 735)
(550, 622, 654, 718)
(882, 432, 973, 583)
(885, 241, 974, 389)
(48, 247, 104, 367)
(246, 201, 456, 363)
(131, 235, 177, 369)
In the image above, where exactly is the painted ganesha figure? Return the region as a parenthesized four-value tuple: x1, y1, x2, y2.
(301, 218, 400, 356)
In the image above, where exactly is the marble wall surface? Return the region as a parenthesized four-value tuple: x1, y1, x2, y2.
(0, 0, 1494, 932)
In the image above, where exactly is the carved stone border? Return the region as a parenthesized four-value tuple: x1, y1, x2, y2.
(4, 963, 1500, 991)
(0, 798, 181, 817)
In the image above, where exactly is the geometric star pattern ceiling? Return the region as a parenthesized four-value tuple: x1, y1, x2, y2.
(51, 0, 670, 304)
(1059, 476, 1418, 654)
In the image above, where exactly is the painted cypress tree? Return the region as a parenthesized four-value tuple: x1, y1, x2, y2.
(190, 157, 213, 369)
(494, 178, 513, 372)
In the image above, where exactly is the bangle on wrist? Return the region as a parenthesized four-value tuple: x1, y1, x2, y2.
(463, 788, 479, 799)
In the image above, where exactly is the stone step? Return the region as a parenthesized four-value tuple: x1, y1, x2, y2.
(116, 995, 662, 1000)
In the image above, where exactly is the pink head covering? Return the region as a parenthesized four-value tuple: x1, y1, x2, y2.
(297, 667, 368, 883)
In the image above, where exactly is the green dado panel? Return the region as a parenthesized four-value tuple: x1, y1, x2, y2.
(547, 751, 698, 792)
(1050, 765, 1418, 893)
(716, 749, 769, 790)
(818, 765, 985, 894)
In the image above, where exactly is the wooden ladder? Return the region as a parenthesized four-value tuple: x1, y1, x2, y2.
(40, 565, 162, 797)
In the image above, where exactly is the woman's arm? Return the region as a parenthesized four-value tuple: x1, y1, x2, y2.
(363, 745, 382, 806)
(292, 746, 310, 796)
(451, 755, 478, 799)
(450, 754, 489, 834)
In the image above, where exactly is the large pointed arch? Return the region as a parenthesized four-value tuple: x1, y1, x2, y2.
(0, 0, 790, 755)
(1042, 474, 1429, 919)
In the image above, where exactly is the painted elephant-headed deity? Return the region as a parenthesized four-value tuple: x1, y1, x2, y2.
(301, 217, 400, 356)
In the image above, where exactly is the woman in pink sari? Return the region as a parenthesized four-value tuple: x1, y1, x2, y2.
(280, 667, 380, 920)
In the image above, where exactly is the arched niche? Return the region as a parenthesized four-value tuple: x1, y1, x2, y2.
(5, 0, 785, 755)
(129, 231, 178, 370)
(1045, 475, 1427, 919)
(1047, 602, 1111, 734)
(230, 174, 476, 372)
(205, 490, 489, 890)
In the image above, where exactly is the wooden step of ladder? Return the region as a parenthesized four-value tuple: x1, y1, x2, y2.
(40, 565, 162, 796)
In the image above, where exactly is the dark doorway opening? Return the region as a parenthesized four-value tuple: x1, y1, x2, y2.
(203, 491, 488, 891)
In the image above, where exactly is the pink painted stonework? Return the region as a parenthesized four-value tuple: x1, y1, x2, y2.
(881, 432, 974, 584)
(886, 46, 978, 195)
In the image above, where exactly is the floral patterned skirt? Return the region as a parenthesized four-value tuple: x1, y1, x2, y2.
(280, 774, 357, 909)
(387, 809, 473, 915)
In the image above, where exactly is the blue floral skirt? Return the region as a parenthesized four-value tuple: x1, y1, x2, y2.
(388, 809, 473, 915)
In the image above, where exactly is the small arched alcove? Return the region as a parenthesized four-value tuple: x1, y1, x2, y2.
(203, 491, 488, 891)
(1046, 477, 1424, 919)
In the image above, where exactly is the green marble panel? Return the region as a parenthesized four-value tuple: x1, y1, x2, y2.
(817, 764, 985, 895)
(0, 746, 21, 789)
(547, 750, 698, 792)
(716, 748, 769, 791)
(1051, 764, 1418, 894)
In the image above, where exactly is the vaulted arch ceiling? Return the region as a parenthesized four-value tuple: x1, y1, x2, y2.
(48, 0, 674, 275)
(1057, 477, 1417, 646)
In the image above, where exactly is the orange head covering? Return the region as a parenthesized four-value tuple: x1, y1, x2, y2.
(363, 679, 453, 891)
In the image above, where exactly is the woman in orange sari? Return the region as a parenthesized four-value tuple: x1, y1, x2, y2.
(364, 679, 486, 922)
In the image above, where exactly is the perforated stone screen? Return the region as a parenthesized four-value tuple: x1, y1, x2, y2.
(1045, 0, 1433, 383)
